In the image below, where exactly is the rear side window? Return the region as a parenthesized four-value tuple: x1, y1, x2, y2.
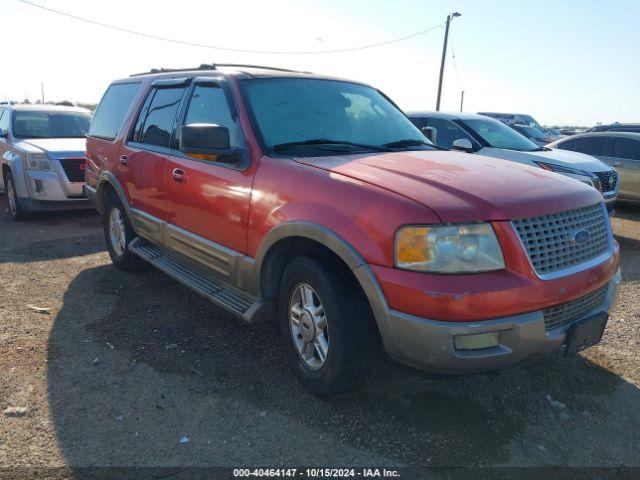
(571, 137, 607, 156)
(133, 86, 186, 148)
(89, 82, 141, 141)
(556, 138, 576, 150)
(611, 137, 640, 160)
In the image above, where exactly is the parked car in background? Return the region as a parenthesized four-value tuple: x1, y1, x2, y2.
(548, 132, 640, 201)
(509, 124, 555, 147)
(590, 123, 640, 134)
(542, 126, 565, 141)
(407, 112, 618, 210)
(0, 103, 91, 220)
(478, 112, 544, 130)
(86, 64, 620, 395)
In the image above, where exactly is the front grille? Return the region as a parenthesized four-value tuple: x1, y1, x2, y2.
(594, 170, 618, 193)
(543, 285, 608, 331)
(59, 158, 86, 183)
(512, 203, 609, 276)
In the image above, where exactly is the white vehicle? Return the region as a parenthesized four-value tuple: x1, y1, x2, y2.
(407, 112, 618, 211)
(0, 103, 91, 220)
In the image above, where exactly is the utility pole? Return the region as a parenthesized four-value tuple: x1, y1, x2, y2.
(435, 12, 461, 111)
(460, 90, 464, 112)
(41, 83, 45, 104)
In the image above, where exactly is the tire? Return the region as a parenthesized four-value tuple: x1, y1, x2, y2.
(278, 255, 378, 396)
(4, 171, 24, 221)
(103, 191, 147, 271)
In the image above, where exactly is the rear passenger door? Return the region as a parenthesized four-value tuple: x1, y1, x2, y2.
(121, 79, 188, 221)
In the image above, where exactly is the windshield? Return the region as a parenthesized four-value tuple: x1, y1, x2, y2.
(12, 110, 91, 138)
(243, 78, 432, 152)
(516, 125, 549, 139)
(518, 114, 543, 130)
(459, 118, 541, 151)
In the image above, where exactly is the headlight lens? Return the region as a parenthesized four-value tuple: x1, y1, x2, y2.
(395, 223, 505, 273)
(25, 152, 53, 171)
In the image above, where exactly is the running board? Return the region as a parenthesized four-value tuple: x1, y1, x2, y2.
(129, 237, 263, 322)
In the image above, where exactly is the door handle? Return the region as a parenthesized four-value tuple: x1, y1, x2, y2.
(172, 168, 186, 183)
(119, 155, 129, 166)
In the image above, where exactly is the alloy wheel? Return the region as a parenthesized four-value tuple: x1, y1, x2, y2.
(6, 179, 17, 217)
(289, 283, 329, 370)
(109, 207, 126, 256)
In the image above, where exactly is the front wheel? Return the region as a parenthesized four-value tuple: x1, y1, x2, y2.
(4, 171, 24, 221)
(278, 256, 378, 396)
(103, 192, 147, 271)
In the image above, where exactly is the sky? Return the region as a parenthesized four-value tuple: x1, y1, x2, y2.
(2, 0, 639, 126)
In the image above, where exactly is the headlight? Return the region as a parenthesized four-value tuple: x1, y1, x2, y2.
(24, 152, 53, 172)
(395, 223, 505, 273)
(535, 162, 598, 189)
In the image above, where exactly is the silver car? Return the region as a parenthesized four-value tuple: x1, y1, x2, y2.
(407, 112, 618, 211)
(548, 131, 640, 201)
(0, 103, 91, 220)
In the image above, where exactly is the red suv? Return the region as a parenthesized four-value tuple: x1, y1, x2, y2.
(86, 64, 621, 395)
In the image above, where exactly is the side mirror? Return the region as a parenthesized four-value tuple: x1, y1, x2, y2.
(452, 138, 474, 153)
(180, 123, 231, 154)
(0, 129, 7, 139)
(421, 126, 437, 144)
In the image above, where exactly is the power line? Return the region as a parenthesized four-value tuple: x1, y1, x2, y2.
(19, 0, 445, 55)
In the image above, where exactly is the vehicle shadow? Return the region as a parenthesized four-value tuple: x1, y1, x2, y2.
(0, 197, 103, 263)
(47, 264, 640, 471)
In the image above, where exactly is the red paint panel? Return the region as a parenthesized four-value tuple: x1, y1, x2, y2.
(372, 241, 620, 322)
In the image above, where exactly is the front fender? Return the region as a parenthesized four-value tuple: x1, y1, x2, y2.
(2, 149, 29, 197)
(250, 218, 393, 340)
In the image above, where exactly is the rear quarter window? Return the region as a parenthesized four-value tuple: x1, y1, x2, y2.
(89, 82, 141, 141)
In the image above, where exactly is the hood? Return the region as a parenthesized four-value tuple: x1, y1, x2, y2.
(483, 147, 612, 173)
(16, 138, 86, 159)
(525, 147, 612, 173)
(294, 150, 601, 223)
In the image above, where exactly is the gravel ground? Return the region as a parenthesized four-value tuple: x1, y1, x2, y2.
(0, 196, 639, 475)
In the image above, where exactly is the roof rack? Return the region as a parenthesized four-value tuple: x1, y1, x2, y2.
(215, 63, 310, 74)
(130, 64, 217, 77)
(130, 63, 309, 77)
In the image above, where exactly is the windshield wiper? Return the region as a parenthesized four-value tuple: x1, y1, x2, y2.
(382, 139, 447, 150)
(272, 139, 392, 153)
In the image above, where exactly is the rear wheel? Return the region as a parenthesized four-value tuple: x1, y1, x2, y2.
(4, 171, 24, 221)
(278, 255, 378, 396)
(103, 191, 147, 271)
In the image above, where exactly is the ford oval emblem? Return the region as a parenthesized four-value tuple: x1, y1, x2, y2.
(572, 229, 590, 244)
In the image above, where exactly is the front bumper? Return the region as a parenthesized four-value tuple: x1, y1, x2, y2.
(17, 196, 90, 212)
(603, 193, 617, 213)
(382, 268, 621, 373)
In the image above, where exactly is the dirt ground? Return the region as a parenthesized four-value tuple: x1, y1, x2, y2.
(0, 195, 639, 475)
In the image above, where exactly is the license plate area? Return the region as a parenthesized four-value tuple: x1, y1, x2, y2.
(564, 312, 608, 355)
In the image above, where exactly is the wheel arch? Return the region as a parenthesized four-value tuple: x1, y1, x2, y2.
(1, 163, 11, 182)
(95, 171, 132, 218)
(251, 222, 392, 337)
